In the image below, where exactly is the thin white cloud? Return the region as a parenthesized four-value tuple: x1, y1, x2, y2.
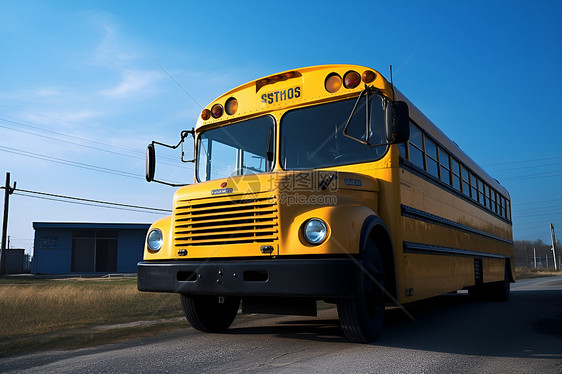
(42, 109, 101, 124)
(12, 107, 101, 127)
(0, 87, 62, 100)
(88, 12, 140, 69)
(98, 69, 163, 98)
(35, 88, 63, 97)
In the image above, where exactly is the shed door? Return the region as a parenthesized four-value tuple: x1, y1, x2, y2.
(71, 238, 95, 272)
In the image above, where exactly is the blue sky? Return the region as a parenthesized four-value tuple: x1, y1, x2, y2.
(1, 0, 562, 254)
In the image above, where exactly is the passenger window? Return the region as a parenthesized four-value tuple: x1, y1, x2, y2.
(439, 148, 451, 185)
(409, 123, 423, 149)
(470, 174, 478, 201)
(461, 166, 470, 196)
(451, 159, 461, 191)
(499, 196, 505, 217)
(425, 138, 438, 178)
(408, 124, 424, 169)
(477, 179, 484, 204)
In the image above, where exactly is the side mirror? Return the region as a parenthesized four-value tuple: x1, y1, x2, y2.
(385, 101, 410, 144)
(146, 143, 156, 182)
(145, 130, 195, 187)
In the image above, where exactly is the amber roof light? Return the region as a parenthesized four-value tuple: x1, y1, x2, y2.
(225, 98, 238, 115)
(325, 73, 342, 93)
(344, 71, 361, 89)
(362, 70, 376, 84)
(211, 104, 224, 118)
(201, 109, 211, 120)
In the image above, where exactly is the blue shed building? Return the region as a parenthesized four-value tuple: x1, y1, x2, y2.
(32, 222, 150, 274)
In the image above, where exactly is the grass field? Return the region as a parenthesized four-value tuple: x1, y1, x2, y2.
(1, 268, 559, 357)
(514, 267, 561, 279)
(0, 277, 185, 357)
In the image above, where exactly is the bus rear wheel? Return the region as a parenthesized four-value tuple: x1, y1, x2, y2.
(337, 238, 385, 343)
(180, 294, 240, 332)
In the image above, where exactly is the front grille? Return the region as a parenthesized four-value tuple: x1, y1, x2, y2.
(174, 194, 278, 247)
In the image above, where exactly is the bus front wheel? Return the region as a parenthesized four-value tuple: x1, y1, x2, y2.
(180, 294, 240, 332)
(337, 238, 385, 343)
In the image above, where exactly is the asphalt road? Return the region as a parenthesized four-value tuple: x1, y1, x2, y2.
(2, 276, 562, 373)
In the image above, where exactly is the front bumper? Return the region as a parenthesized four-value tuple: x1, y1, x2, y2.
(137, 258, 362, 298)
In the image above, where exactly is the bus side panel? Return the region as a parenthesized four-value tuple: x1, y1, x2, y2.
(482, 258, 505, 283)
(399, 167, 512, 303)
(403, 254, 474, 301)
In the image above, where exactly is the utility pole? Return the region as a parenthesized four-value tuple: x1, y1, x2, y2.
(1, 172, 16, 276)
(551, 224, 558, 271)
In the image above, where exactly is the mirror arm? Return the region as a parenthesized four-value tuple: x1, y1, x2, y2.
(342, 85, 383, 146)
(181, 129, 196, 163)
(151, 129, 196, 164)
(340, 86, 408, 148)
(151, 179, 189, 188)
(146, 128, 196, 187)
(342, 86, 370, 146)
(153, 129, 194, 151)
(365, 88, 371, 145)
(265, 127, 274, 172)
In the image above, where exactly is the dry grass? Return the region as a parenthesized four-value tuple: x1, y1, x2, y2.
(515, 267, 561, 280)
(0, 277, 184, 356)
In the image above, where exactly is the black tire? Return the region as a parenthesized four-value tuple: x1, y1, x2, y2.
(180, 294, 240, 332)
(469, 261, 510, 302)
(337, 238, 386, 343)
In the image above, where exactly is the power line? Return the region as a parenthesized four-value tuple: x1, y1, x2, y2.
(12, 192, 166, 215)
(0, 121, 145, 161)
(516, 222, 562, 232)
(16, 187, 171, 212)
(0, 104, 132, 138)
(0, 114, 183, 164)
(516, 198, 562, 206)
(2, 186, 172, 214)
(483, 155, 562, 168)
(516, 224, 549, 232)
(515, 203, 562, 214)
(148, 54, 203, 109)
(1, 144, 187, 185)
(490, 161, 562, 173)
(0, 145, 144, 180)
(501, 170, 562, 181)
(0, 115, 142, 156)
(517, 211, 562, 219)
(0, 119, 184, 167)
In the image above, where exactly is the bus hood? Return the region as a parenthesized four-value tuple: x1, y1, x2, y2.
(173, 171, 379, 203)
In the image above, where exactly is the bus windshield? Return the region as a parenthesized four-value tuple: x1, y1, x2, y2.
(281, 95, 387, 170)
(197, 116, 275, 182)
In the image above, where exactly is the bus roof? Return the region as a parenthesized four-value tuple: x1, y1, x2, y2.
(195, 64, 393, 130)
(195, 64, 509, 198)
(394, 86, 509, 197)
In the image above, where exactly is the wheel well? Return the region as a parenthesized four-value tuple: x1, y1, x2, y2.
(361, 216, 398, 303)
(507, 257, 515, 282)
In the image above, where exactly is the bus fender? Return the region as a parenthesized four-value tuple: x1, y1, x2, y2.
(359, 215, 397, 302)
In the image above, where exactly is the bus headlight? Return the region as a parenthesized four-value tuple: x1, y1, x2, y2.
(302, 219, 328, 245)
(147, 229, 163, 252)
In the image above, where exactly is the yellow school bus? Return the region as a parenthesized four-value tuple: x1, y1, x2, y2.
(138, 64, 513, 343)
